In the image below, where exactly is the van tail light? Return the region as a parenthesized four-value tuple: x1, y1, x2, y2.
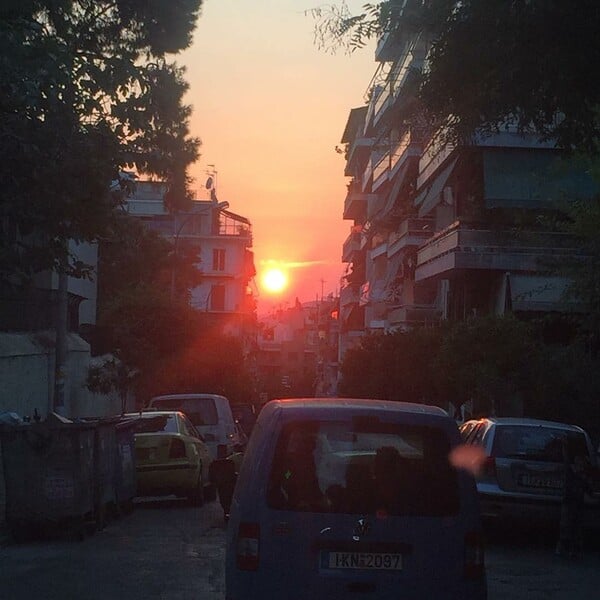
(237, 522, 260, 571)
(169, 438, 187, 459)
(464, 531, 485, 579)
(482, 456, 496, 478)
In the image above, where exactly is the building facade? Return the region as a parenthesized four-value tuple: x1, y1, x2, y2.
(126, 181, 257, 338)
(339, 2, 597, 360)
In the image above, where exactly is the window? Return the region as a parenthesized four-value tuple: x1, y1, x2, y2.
(213, 248, 225, 271)
(151, 397, 219, 426)
(137, 414, 178, 433)
(267, 420, 459, 516)
(210, 284, 225, 311)
(492, 426, 588, 463)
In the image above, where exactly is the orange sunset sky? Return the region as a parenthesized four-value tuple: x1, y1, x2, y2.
(179, 1, 375, 314)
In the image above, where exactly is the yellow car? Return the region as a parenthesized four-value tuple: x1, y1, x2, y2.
(127, 410, 213, 504)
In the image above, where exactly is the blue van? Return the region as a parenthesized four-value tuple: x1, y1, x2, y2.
(225, 398, 487, 600)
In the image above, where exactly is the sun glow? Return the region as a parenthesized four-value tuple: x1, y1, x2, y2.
(261, 267, 289, 294)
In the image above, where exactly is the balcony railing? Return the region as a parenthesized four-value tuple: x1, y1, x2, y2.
(219, 211, 252, 241)
(343, 182, 368, 220)
(372, 153, 389, 191)
(388, 217, 434, 254)
(340, 283, 361, 307)
(342, 230, 362, 263)
(416, 222, 579, 280)
(387, 304, 441, 326)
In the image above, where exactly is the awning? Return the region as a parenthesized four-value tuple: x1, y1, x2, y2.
(383, 253, 404, 289)
(341, 107, 368, 143)
(415, 157, 458, 217)
(483, 149, 599, 209)
(381, 159, 411, 218)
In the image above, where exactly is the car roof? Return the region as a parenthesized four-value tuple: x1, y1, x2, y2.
(463, 416, 584, 432)
(151, 393, 228, 401)
(124, 410, 183, 419)
(264, 397, 449, 418)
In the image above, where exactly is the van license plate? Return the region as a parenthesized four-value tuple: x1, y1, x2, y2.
(323, 552, 402, 570)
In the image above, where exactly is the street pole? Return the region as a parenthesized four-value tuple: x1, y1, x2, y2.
(53, 270, 68, 415)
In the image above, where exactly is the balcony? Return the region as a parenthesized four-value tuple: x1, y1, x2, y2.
(390, 130, 422, 173)
(387, 217, 434, 255)
(342, 229, 362, 263)
(343, 181, 370, 220)
(340, 283, 361, 307)
(373, 152, 389, 193)
(345, 136, 373, 176)
(219, 210, 252, 240)
(367, 191, 386, 221)
(415, 222, 579, 282)
(387, 304, 441, 327)
(375, 31, 401, 62)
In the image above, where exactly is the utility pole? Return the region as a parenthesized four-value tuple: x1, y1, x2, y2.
(53, 269, 68, 415)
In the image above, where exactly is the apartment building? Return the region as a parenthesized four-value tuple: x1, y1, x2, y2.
(126, 181, 256, 336)
(339, 3, 597, 359)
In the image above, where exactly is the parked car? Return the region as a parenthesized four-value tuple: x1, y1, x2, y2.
(148, 393, 243, 463)
(459, 417, 599, 523)
(224, 398, 487, 600)
(127, 410, 212, 505)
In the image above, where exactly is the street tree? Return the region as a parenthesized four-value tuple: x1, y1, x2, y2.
(91, 212, 203, 395)
(339, 327, 442, 404)
(309, 1, 600, 153)
(0, 0, 202, 285)
(433, 316, 538, 417)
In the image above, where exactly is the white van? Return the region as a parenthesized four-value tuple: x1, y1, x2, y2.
(225, 398, 487, 600)
(148, 393, 240, 462)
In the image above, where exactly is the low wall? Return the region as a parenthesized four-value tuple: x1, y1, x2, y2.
(0, 331, 128, 420)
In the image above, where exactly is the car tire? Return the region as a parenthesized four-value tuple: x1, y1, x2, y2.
(189, 469, 205, 506)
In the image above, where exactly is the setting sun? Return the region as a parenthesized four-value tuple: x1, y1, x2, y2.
(261, 267, 289, 294)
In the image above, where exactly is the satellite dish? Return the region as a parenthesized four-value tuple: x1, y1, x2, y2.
(205, 176, 213, 190)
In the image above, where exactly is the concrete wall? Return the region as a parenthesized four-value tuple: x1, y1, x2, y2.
(0, 332, 127, 420)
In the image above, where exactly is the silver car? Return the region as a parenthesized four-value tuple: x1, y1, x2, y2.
(459, 417, 598, 523)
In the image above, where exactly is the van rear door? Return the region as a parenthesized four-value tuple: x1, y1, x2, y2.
(253, 416, 483, 600)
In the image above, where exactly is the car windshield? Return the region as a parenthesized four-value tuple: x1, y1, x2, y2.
(267, 419, 459, 516)
(137, 414, 179, 434)
(492, 426, 589, 462)
(151, 398, 218, 426)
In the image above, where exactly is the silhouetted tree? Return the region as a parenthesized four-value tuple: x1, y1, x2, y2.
(1, 0, 202, 284)
(339, 327, 442, 404)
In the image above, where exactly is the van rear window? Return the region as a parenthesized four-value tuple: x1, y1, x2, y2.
(267, 420, 459, 516)
(151, 398, 218, 426)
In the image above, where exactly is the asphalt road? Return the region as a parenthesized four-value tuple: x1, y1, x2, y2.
(1, 498, 600, 599)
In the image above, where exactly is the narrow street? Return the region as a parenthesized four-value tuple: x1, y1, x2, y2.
(0, 498, 227, 600)
(1, 498, 600, 599)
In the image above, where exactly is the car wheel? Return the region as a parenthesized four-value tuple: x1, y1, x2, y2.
(188, 469, 205, 506)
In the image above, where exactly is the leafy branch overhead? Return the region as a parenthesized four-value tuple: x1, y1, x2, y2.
(0, 0, 202, 283)
(308, 1, 600, 153)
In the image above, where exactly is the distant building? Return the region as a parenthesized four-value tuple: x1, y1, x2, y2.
(125, 181, 257, 338)
(256, 297, 339, 401)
